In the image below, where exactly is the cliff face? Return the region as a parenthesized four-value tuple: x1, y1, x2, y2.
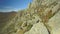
(1, 0, 60, 34)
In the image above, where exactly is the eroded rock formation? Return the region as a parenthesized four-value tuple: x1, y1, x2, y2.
(1, 0, 60, 34)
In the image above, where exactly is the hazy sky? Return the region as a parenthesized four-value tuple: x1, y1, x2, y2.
(0, 0, 32, 12)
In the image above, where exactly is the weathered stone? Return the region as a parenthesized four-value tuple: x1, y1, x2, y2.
(1, 0, 60, 34)
(24, 22, 48, 34)
(48, 10, 60, 34)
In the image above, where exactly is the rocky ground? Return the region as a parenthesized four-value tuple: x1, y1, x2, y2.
(0, 0, 60, 34)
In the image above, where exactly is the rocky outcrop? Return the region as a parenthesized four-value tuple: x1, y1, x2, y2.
(25, 0, 60, 34)
(1, 0, 60, 34)
(48, 10, 60, 34)
(24, 22, 49, 34)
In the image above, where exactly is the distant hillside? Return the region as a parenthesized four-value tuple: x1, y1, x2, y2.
(0, 12, 17, 23)
(0, 11, 17, 32)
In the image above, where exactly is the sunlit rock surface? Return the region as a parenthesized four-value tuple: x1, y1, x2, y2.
(0, 0, 60, 34)
(24, 22, 48, 34)
(48, 10, 60, 34)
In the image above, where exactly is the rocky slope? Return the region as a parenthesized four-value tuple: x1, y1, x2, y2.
(1, 0, 60, 34)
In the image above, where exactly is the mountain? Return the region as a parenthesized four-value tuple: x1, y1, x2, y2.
(0, 12, 17, 23)
(0, 0, 60, 34)
(0, 11, 17, 33)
